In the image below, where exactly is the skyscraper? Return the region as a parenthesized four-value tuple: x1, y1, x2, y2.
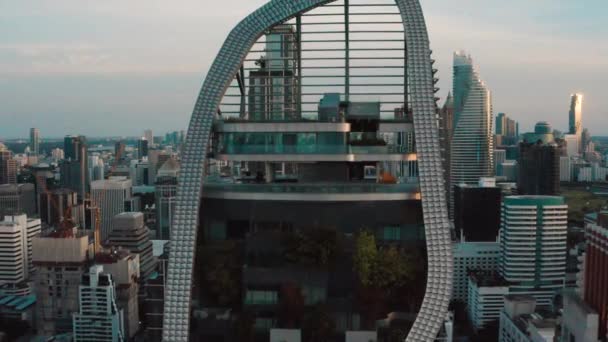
(495, 112, 519, 146)
(155, 158, 179, 240)
(518, 122, 560, 195)
(569, 93, 583, 154)
(138, 138, 149, 159)
(72, 265, 125, 341)
(30, 128, 40, 156)
(0, 143, 17, 185)
(60, 135, 89, 201)
(450, 51, 494, 214)
(91, 177, 133, 242)
(499, 196, 568, 307)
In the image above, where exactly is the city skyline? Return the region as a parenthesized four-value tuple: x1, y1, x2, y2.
(1, 0, 607, 138)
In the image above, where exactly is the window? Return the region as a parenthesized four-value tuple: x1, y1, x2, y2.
(382, 226, 401, 241)
(245, 290, 278, 305)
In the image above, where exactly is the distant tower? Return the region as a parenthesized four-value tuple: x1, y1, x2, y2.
(60, 135, 89, 201)
(138, 138, 149, 159)
(114, 141, 126, 162)
(518, 122, 560, 195)
(30, 128, 40, 156)
(568, 93, 583, 153)
(450, 51, 494, 215)
(144, 129, 154, 147)
(0, 144, 17, 185)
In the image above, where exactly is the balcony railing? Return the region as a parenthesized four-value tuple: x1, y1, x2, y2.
(220, 144, 409, 155)
(203, 180, 419, 195)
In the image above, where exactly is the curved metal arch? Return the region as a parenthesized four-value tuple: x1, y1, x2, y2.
(163, 0, 453, 341)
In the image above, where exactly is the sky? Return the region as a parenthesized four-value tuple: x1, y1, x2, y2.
(0, 0, 607, 139)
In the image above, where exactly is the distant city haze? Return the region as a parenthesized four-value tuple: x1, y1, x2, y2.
(1, 0, 606, 138)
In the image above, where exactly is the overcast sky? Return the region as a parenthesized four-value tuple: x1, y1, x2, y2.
(1, 0, 606, 139)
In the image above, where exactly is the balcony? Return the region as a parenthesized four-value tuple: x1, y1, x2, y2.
(202, 181, 420, 202)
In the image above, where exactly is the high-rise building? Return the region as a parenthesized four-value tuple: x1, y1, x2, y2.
(583, 211, 608, 339)
(495, 113, 519, 146)
(163, 1, 453, 340)
(454, 178, 502, 242)
(494, 149, 506, 175)
(563, 134, 579, 157)
(107, 212, 155, 280)
(496, 113, 506, 136)
(0, 144, 17, 185)
(91, 177, 133, 242)
(0, 183, 36, 218)
(33, 228, 90, 336)
(581, 128, 592, 154)
(499, 196, 568, 307)
(569, 93, 583, 154)
(95, 250, 141, 340)
(248, 24, 298, 121)
(129, 159, 150, 186)
(559, 156, 572, 182)
(51, 148, 64, 162)
(73, 265, 125, 342)
(0, 220, 28, 285)
(29, 128, 40, 156)
(138, 138, 149, 159)
(155, 166, 178, 240)
(3, 214, 41, 279)
(144, 129, 154, 147)
(114, 141, 126, 162)
(518, 122, 560, 195)
(450, 51, 494, 215)
(88, 153, 105, 182)
(60, 135, 88, 200)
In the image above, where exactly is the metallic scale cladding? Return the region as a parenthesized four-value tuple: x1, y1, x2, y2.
(162, 0, 452, 341)
(450, 51, 493, 213)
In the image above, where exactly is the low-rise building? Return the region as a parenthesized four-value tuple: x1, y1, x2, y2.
(467, 270, 508, 330)
(499, 295, 558, 342)
(452, 241, 500, 303)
